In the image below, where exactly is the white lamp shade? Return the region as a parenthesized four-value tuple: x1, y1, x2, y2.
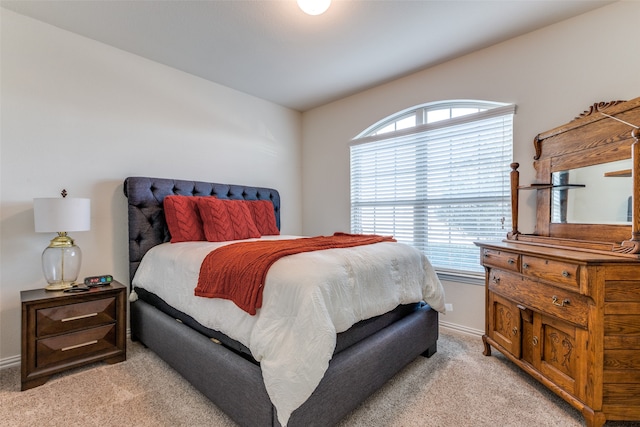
(34, 198, 91, 232)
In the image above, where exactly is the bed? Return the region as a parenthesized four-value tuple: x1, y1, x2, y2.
(124, 176, 445, 427)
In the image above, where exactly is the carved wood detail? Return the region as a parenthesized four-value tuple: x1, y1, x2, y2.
(496, 305, 513, 337)
(533, 134, 542, 160)
(612, 240, 640, 254)
(574, 100, 626, 120)
(548, 331, 573, 372)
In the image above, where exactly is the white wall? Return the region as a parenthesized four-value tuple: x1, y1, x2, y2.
(301, 1, 640, 334)
(0, 9, 302, 362)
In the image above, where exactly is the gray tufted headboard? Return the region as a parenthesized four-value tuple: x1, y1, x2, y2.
(123, 176, 281, 283)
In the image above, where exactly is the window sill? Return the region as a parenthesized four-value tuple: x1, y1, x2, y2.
(436, 271, 484, 286)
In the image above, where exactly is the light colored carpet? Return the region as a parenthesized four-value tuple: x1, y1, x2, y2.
(1, 330, 638, 426)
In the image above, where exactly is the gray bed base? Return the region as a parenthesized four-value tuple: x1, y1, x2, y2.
(124, 176, 439, 426)
(130, 299, 438, 426)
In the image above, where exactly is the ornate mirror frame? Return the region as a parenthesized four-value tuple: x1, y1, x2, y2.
(508, 97, 640, 258)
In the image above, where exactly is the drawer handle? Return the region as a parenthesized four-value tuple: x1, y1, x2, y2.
(532, 336, 539, 346)
(61, 340, 98, 352)
(523, 263, 529, 269)
(62, 312, 98, 322)
(491, 276, 500, 284)
(512, 327, 518, 336)
(551, 295, 570, 307)
(562, 270, 570, 278)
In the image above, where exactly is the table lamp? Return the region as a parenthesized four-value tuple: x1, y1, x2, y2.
(33, 190, 91, 290)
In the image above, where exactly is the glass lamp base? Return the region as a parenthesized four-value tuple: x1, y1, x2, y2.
(42, 234, 82, 291)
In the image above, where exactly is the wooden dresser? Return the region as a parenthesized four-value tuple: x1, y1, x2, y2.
(477, 241, 640, 427)
(477, 97, 640, 427)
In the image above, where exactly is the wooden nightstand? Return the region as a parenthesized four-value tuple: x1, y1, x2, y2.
(21, 280, 127, 391)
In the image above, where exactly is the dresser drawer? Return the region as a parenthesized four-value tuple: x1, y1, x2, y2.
(482, 249, 520, 272)
(36, 297, 117, 337)
(489, 270, 589, 328)
(521, 256, 580, 290)
(36, 324, 117, 368)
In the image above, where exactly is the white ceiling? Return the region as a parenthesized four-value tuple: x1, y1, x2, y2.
(2, 0, 615, 112)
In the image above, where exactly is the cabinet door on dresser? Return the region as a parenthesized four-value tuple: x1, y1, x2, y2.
(534, 313, 588, 401)
(487, 291, 522, 358)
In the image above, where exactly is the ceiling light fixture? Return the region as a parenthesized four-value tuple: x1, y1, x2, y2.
(297, 0, 331, 16)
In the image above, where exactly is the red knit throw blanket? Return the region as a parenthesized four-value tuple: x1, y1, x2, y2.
(194, 233, 396, 315)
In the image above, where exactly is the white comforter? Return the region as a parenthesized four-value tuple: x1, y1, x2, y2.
(132, 235, 445, 426)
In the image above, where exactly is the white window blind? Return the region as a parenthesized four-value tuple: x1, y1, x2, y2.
(351, 104, 515, 275)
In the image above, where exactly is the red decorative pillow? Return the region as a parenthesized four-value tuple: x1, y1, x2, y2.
(197, 198, 261, 242)
(164, 195, 205, 243)
(245, 200, 280, 235)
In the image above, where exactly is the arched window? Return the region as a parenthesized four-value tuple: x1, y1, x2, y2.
(350, 100, 516, 277)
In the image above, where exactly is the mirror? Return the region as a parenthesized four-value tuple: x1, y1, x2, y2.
(551, 159, 632, 225)
(508, 97, 640, 253)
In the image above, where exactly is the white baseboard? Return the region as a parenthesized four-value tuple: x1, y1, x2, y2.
(0, 354, 20, 370)
(440, 320, 483, 337)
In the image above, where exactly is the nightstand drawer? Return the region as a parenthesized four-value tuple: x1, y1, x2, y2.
(482, 249, 520, 272)
(36, 297, 116, 337)
(36, 324, 117, 368)
(489, 270, 589, 328)
(521, 256, 580, 290)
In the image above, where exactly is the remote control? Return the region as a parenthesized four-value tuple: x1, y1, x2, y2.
(84, 275, 114, 287)
(64, 285, 90, 292)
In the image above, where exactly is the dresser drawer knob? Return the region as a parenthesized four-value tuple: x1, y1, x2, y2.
(523, 263, 529, 269)
(551, 295, 570, 307)
(512, 327, 518, 336)
(532, 336, 539, 346)
(491, 276, 500, 284)
(562, 270, 570, 278)
(508, 258, 515, 265)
